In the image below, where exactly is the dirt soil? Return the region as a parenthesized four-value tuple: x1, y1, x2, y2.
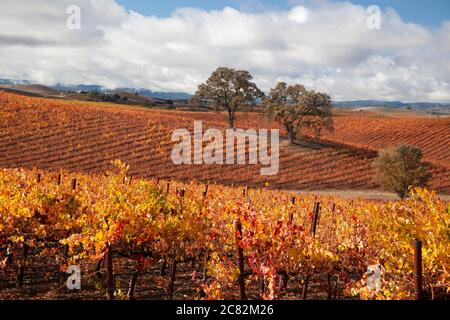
(0, 248, 351, 300)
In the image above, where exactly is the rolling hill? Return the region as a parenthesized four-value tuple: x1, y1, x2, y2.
(0, 91, 449, 195)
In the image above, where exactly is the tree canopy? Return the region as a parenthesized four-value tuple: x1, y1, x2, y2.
(263, 82, 334, 144)
(372, 144, 431, 199)
(192, 67, 263, 128)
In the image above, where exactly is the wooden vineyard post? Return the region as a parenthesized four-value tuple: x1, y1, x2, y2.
(105, 244, 114, 300)
(414, 239, 423, 300)
(5, 242, 13, 266)
(179, 189, 185, 214)
(166, 182, 170, 194)
(235, 220, 247, 300)
(260, 276, 265, 296)
(36, 172, 41, 183)
(281, 271, 289, 292)
(333, 274, 340, 299)
(71, 178, 77, 191)
(167, 254, 177, 300)
(311, 202, 321, 236)
(57, 173, 62, 186)
(302, 201, 320, 299)
(127, 271, 139, 300)
(289, 196, 296, 223)
(202, 254, 208, 282)
(330, 202, 336, 213)
(301, 275, 310, 300)
(95, 258, 104, 282)
(160, 260, 167, 276)
(203, 184, 209, 198)
(16, 243, 29, 288)
(243, 186, 248, 198)
(327, 273, 332, 299)
(59, 244, 70, 286)
(199, 252, 209, 298)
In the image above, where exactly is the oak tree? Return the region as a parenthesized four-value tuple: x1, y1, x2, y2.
(372, 145, 431, 199)
(263, 82, 333, 144)
(192, 67, 263, 128)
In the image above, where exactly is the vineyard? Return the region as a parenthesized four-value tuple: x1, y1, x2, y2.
(0, 164, 449, 300)
(0, 92, 449, 194)
(319, 114, 450, 169)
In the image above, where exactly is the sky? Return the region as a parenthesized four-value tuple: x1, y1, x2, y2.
(0, 0, 449, 102)
(117, 0, 450, 27)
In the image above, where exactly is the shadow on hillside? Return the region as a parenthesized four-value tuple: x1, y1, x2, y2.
(281, 136, 379, 158)
(286, 139, 325, 150)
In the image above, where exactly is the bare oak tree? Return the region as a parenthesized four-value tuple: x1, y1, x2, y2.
(192, 67, 263, 128)
(263, 82, 334, 144)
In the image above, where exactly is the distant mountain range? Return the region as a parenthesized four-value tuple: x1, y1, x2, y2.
(1, 79, 449, 109)
(52, 83, 192, 100)
(115, 88, 192, 100)
(333, 100, 450, 109)
(52, 83, 104, 93)
(0, 79, 192, 100)
(0, 78, 33, 85)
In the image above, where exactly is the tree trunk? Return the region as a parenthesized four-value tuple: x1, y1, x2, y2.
(284, 122, 296, 145)
(289, 135, 296, 145)
(227, 109, 235, 129)
(228, 118, 234, 129)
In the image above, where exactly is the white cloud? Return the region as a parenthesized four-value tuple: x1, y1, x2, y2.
(0, 0, 449, 102)
(288, 6, 309, 23)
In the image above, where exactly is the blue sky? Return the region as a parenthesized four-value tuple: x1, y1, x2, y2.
(117, 0, 450, 27)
